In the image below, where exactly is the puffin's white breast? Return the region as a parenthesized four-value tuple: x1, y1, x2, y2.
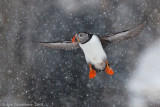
(79, 35, 107, 70)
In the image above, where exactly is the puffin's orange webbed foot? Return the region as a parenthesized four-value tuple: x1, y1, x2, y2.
(89, 69, 97, 79)
(105, 62, 114, 75)
(88, 64, 97, 79)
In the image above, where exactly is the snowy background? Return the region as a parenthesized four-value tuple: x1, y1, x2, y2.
(0, 0, 160, 107)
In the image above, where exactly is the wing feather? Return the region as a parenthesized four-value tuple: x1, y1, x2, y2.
(38, 41, 80, 50)
(100, 22, 145, 46)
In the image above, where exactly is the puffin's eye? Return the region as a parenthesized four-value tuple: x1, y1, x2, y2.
(80, 34, 82, 37)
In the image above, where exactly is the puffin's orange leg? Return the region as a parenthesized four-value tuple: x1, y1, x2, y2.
(88, 64, 97, 79)
(105, 62, 114, 75)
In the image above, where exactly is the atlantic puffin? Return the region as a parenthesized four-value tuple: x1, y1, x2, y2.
(38, 22, 145, 79)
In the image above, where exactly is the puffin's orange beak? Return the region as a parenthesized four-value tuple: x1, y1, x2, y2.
(72, 34, 77, 44)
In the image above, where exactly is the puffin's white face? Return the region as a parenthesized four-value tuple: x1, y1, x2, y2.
(72, 32, 90, 44)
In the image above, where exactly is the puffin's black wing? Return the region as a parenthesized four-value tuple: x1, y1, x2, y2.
(100, 22, 145, 47)
(38, 41, 80, 50)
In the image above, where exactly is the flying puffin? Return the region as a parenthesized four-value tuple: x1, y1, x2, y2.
(38, 22, 145, 79)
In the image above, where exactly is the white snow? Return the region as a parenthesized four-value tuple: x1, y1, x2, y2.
(127, 39, 160, 107)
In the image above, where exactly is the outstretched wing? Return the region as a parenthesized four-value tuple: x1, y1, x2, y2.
(38, 41, 80, 50)
(100, 22, 145, 47)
